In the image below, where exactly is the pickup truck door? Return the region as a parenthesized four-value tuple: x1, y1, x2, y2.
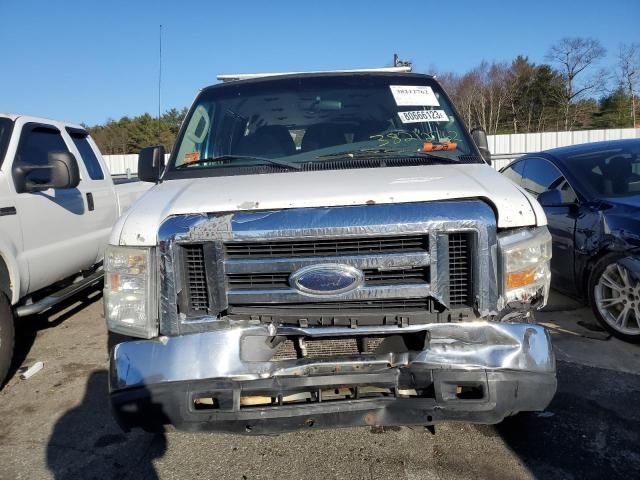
(66, 128, 118, 264)
(10, 121, 102, 293)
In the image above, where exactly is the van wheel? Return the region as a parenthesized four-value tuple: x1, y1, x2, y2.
(0, 293, 15, 385)
(590, 254, 640, 343)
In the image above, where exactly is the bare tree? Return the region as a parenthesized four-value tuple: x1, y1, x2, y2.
(546, 37, 606, 130)
(436, 71, 478, 129)
(618, 43, 640, 127)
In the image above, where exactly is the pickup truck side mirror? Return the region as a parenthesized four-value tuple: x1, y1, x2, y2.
(470, 128, 491, 165)
(138, 145, 166, 183)
(15, 151, 81, 193)
(537, 189, 564, 207)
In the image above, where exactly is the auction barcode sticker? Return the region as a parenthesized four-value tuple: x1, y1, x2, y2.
(398, 110, 449, 123)
(389, 85, 440, 106)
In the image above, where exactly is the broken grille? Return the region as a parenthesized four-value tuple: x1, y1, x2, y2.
(271, 336, 386, 361)
(228, 298, 432, 311)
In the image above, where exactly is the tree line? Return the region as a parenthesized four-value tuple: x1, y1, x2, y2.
(437, 38, 639, 134)
(87, 107, 188, 155)
(87, 37, 639, 154)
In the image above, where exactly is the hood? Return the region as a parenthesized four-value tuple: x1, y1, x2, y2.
(111, 164, 543, 246)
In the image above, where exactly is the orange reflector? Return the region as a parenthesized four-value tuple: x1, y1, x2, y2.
(506, 269, 536, 289)
(184, 151, 200, 163)
(109, 273, 120, 290)
(423, 141, 457, 152)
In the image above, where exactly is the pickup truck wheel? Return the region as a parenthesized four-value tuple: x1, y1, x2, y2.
(590, 255, 640, 343)
(0, 293, 15, 385)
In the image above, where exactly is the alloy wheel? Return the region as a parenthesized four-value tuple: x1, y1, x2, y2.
(594, 262, 640, 335)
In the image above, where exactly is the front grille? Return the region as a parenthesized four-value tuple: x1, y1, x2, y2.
(182, 244, 209, 313)
(226, 267, 428, 289)
(224, 235, 428, 258)
(448, 233, 472, 306)
(181, 231, 475, 319)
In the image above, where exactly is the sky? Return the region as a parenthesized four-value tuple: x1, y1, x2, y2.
(1, 0, 639, 126)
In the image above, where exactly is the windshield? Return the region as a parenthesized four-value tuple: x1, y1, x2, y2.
(168, 74, 481, 175)
(565, 141, 640, 198)
(0, 118, 13, 167)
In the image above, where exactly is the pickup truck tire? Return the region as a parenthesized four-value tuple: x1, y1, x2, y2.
(589, 253, 640, 343)
(0, 293, 14, 385)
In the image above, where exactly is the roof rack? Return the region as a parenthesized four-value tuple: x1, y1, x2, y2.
(217, 66, 413, 83)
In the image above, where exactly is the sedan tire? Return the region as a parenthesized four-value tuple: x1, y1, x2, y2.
(590, 254, 640, 343)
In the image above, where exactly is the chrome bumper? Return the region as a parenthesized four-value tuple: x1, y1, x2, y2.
(109, 321, 556, 433)
(110, 321, 555, 391)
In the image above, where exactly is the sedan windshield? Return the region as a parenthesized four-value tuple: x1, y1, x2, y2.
(565, 141, 640, 198)
(169, 74, 480, 175)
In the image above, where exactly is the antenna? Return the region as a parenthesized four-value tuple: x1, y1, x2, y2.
(158, 24, 162, 141)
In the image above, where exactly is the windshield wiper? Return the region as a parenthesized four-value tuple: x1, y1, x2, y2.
(314, 148, 460, 163)
(175, 155, 301, 170)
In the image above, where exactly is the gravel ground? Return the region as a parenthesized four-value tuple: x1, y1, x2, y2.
(0, 288, 639, 480)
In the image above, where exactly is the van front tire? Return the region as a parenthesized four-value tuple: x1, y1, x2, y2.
(0, 293, 14, 386)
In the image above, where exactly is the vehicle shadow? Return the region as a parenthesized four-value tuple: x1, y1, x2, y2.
(3, 285, 103, 388)
(477, 360, 640, 479)
(46, 369, 167, 479)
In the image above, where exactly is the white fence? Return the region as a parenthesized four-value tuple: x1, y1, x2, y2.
(103, 128, 640, 175)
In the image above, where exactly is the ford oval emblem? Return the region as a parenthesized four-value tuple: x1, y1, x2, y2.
(290, 264, 364, 296)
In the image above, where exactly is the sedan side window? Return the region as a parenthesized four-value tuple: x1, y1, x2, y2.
(522, 157, 578, 203)
(502, 160, 527, 186)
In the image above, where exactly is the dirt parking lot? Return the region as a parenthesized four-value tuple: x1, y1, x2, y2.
(0, 289, 639, 480)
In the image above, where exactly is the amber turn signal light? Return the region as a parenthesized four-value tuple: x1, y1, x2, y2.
(506, 268, 536, 289)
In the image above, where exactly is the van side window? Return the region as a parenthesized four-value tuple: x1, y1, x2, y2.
(68, 130, 104, 180)
(14, 125, 69, 185)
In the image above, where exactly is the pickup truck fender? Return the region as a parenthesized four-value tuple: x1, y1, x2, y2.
(0, 242, 23, 305)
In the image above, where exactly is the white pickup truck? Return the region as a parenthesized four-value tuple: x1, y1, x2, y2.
(106, 70, 557, 434)
(0, 113, 150, 383)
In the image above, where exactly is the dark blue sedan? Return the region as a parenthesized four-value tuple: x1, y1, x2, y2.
(501, 139, 640, 342)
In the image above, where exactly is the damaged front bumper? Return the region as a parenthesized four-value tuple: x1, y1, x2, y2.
(109, 321, 556, 434)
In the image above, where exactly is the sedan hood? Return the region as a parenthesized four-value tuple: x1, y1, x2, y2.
(112, 164, 543, 246)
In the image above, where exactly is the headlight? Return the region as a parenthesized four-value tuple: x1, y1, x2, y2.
(498, 227, 552, 307)
(104, 245, 157, 338)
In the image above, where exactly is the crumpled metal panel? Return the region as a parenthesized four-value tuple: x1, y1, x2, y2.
(110, 322, 555, 391)
(573, 201, 640, 294)
(157, 200, 500, 335)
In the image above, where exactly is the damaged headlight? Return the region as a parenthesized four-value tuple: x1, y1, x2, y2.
(104, 245, 157, 338)
(498, 226, 552, 308)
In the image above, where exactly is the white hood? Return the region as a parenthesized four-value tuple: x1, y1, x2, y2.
(111, 164, 545, 246)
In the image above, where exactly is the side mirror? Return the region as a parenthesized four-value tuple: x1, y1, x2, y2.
(470, 128, 491, 165)
(537, 189, 564, 207)
(16, 151, 80, 193)
(138, 145, 166, 183)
